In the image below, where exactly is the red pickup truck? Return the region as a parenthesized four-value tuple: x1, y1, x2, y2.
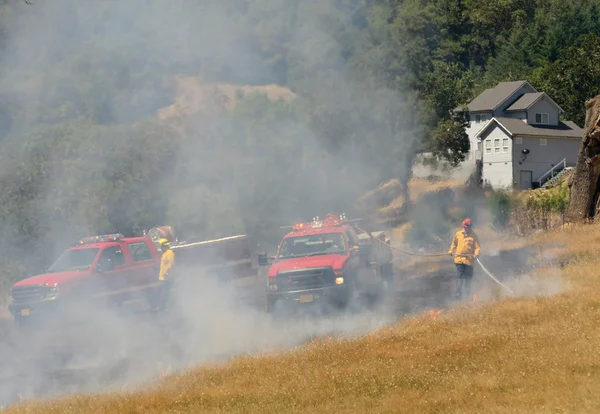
(8, 228, 256, 324)
(258, 213, 394, 313)
(9, 233, 161, 323)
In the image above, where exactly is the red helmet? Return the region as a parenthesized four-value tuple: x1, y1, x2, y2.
(462, 218, 472, 227)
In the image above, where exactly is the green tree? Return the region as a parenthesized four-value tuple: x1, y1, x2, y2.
(531, 34, 600, 127)
(430, 113, 470, 166)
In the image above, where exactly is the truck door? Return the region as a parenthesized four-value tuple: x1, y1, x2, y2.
(126, 241, 159, 290)
(95, 245, 128, 294)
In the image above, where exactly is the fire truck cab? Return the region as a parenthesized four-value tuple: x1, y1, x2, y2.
(9, 226, 256, 324)
(9, 233, 161, 323)
(258, 213, 394, 313)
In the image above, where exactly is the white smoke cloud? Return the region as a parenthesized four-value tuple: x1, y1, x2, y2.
(0, 0, 421, 407)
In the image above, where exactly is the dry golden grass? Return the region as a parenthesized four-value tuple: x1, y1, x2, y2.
(377, 178, 463, 216)
(357, 177, 463, 221)
(156, 76, 296, 123)
(405, 178, 464, 205)
(8, 224, 600, 413)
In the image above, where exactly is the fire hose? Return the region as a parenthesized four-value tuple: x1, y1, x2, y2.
(354, 226, 515, 295)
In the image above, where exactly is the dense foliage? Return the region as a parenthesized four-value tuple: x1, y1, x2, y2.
(0, 0, 598, 285)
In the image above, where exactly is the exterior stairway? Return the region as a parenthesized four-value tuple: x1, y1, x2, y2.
(541, 166, 573, 188)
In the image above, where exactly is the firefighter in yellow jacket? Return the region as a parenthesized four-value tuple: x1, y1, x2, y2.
(448, 218, 480, 300)
(154, 238, 175, 311)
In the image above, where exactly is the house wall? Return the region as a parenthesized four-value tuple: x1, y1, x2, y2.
(527, 97, 560, 126)
(480, 125, 513, 188)
(504, 111, 527, 121)
(457, 82, 558, 183)
(512, 136, 581, 188)
(465, 112, 492, 163)
(461, 83, 536, 167)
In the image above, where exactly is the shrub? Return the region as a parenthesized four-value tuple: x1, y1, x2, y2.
(513, 185, 570, 234)
(488, 189, 514, 229)
(404, 189, 455, 249)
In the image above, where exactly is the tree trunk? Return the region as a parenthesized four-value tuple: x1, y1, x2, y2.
(565, 95, 600, 222)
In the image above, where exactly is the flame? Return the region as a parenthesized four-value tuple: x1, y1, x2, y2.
(472, 294, 478, 303)
(161, 367, 170, 378)
(18, 394, 23, 403)
(427, 309, 444, 320)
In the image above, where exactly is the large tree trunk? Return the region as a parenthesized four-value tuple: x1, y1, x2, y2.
(566, 96, 600, 222)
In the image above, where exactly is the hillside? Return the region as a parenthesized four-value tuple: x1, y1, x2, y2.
(6, 224, 600, 413)
(0, 0, 599, 288)
(1, 1, 600, 411)
(157, 76, 296, 124)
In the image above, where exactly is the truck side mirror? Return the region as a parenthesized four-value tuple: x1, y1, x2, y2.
(257, 253, 269, 266)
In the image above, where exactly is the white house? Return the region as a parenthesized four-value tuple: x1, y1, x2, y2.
(455, 80, 583, 189)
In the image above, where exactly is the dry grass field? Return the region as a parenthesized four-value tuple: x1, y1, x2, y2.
(6, 223, 600, 413)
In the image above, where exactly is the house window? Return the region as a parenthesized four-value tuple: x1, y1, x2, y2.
(485, 139, 491, 154)
(502, 138, 509, 153)
(475, 114, 481, 123)
(516, 137, 523, 144)
(494, 138, 500, 153)
(540, 138, 547, 146)
(535, 113, 549, 124)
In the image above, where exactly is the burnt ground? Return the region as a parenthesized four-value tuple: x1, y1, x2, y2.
(0, 248, 535, 409)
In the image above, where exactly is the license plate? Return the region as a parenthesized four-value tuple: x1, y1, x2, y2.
(20, 309, 30, 316)
(299, 294, 313, 303)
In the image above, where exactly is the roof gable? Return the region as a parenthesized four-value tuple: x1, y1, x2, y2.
(476, 117, 583, 139)
(457, 81, 536, 113)
(504, 92, 565, 114)
(476, 118, 514, 140)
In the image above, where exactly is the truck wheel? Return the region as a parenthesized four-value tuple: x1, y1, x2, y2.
(380, 263, 394, 289)
(14, 315, 32, 330)
(265, 295, 277, 314)
(350, 280, 360, 302)
(330, 286, 350, 310)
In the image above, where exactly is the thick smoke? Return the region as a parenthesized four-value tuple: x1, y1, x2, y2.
(0, 0, 422, 407)
(0, 1, 568, 407)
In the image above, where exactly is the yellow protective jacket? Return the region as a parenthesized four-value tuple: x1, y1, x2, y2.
(448, 229, 480, 266)
(159, 249, 175, 281)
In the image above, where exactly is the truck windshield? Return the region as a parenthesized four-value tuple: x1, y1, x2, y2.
(47, 248, 100, 272)
(277, 233, 347, 259)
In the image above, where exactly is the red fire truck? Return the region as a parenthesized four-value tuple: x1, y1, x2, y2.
(9, 233, 160, 323)
(8, 227, 254, 323)
(258, 213, 394, 313)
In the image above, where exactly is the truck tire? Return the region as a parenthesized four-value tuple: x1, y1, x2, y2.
(14, 315, 33, 330)
(380, 262, 394, 289)
(265, 294, 277, 314)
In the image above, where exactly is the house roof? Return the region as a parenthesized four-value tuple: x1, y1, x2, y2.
(504, 92, 544, 111)
(476, 117, 583, 139)
(504, 92, 565, 114)
(455, 81, 532, 112)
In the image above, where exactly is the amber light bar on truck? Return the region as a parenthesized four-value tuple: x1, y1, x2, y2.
(78, 233, 124, 245)
(282, 213, 361, 232)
